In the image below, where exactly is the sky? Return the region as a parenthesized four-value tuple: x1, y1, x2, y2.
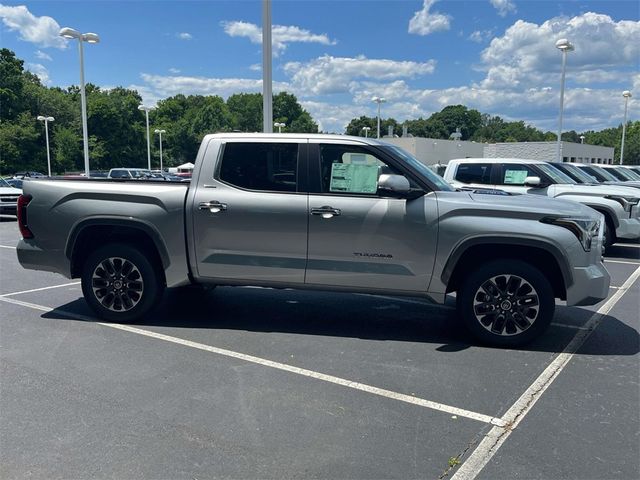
(0, 0, 638, 134)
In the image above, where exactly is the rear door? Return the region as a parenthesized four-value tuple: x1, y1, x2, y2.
(191, 139, 309, 284)
(305, 141, 439, 292)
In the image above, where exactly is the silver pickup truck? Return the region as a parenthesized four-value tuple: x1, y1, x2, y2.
(17, 133, 610, 346)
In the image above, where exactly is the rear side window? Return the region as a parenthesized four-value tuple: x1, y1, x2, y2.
(218, 142, 299, 192)
(455, 163, 492, 184)
(109, 170, 130, 178)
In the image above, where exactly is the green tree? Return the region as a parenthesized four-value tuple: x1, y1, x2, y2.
(227, 92, 263, 132)
(52, 125, 81, 173)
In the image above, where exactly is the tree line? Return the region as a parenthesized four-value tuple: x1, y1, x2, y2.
(1, 48, 637, 175)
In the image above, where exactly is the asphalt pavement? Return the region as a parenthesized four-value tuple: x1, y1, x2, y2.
(0, 216, 638, 479)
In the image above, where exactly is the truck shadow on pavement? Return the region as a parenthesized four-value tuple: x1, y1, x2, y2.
(42, 285, 639, 356)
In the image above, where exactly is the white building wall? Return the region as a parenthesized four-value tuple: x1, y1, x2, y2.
(383, 137, 484, 166)
(483, 142, 614, 164)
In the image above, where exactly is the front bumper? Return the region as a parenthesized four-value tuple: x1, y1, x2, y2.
(566, 261, 610, 306)
(0, 204, 17, 215)
(615, 218, 640, 240)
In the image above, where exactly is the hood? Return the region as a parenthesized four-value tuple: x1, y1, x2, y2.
(435, 191, 599, 221)
(551, 183, 640, 198)
(0, 186, 22, 195)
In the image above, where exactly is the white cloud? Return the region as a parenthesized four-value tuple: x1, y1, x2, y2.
(0, 4, 66, 48)
(490, 0, 516, 17)
(221, 20, 336, 55)
(35, 49, 52, 61)
(469, 29, 495, 43)
(25, 62, 50, 84)
(408, 0, 451, 36)
(176, 32, 192, 40)
(478, 13, 640, 91)
(168, 67, 181, 74)
(283, 55, 436, 95)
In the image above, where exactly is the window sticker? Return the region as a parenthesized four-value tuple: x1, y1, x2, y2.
(330, 163, 379, 193)
(503, 169, 529, 184)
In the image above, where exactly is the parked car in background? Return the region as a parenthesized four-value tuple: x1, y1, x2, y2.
(4, 178, 24, 189)
(107, 168, 152, 179)
(444, 157, 640, 247)
(599, 164, 640, 182)
(571, 163, 640, 186)
(625, 166, 640, 175)
(0, 177, 22, 215)
(13, 171, 45, 179)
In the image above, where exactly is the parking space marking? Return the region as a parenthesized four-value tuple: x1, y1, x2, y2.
(613, 243, 640, 248)
(550, 322, 590, 331)
(0, 295, 506, 428)
(0, 281, 81, 297)
(605, 259, 640, 265)
(452, 265, 640, 480)
(0, 245, 16, 249)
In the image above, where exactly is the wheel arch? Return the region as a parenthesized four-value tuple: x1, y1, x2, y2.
(67, 218, 169, 281)
(443, 237, 571, 300)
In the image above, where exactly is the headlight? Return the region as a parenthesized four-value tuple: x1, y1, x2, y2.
(605, 195, 640, 212)
(541, 216, 601, 251)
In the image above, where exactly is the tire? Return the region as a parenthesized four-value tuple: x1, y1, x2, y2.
(457, 260, 555, 347)
(603, 217, 615, 249)
(81, 243, 164, 322)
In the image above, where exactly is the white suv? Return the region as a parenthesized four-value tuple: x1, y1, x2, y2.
(444, 158, 640, 247)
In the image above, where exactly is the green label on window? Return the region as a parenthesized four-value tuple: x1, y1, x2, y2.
(330, 163, 379, 193)
(504, 169, 529, 184)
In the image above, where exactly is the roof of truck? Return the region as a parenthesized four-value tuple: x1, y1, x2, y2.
(202, 132, 390, 146)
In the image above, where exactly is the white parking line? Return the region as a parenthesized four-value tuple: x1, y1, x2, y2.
(0, 281, 81, 297)
(613, 243, 640, 248)
(605, 259, 640, 265)
(452, 265, 640, 480)
(0, 245, 17, 249)
(550, 322, 590, 331)
(0, 295, 505, 428)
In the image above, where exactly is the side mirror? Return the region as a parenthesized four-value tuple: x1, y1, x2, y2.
(524, 176, 542, 187)
(378, 174, 411, 196)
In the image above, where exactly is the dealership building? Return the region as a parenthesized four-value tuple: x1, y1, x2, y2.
(384, 137, 615, 167)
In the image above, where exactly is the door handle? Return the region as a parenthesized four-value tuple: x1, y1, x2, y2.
(199, 201, 227, 213)
(310, 206, 341, 219)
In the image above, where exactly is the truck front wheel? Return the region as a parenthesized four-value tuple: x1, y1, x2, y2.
(81, 243, 164, 322)
(457, 260, 554, 346)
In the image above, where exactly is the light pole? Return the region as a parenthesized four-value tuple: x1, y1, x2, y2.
(262, 0, 273, 133)
(580, 135, 585, 144)
(139, 105, 155, 170)
(274, 122, 285, 133)
(59, 27, 99, 177)
(555, 38, 574, 162)
(37, 115, 54, 176)
(620, 90, 632, 165)
(362, 126, 371, 138)
(372, 96, 386, 139)
(154, 129, 166, 171)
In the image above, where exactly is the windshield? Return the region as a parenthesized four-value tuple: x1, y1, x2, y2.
(537, 163, 576, 184)
(582, 166, 618, 182)
(381, 145, 454, 191)
(558, 163, 599, 183)
(612, 167, 640, 181)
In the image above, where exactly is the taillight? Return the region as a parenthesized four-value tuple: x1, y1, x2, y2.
(17, 194, 33, 239)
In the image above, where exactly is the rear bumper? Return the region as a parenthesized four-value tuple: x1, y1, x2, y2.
(566, 261, 610, 306)
(615, 218, 640, 240)
(16, 239, 71, 278)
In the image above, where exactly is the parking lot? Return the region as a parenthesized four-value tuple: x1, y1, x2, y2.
(0, 215, 638, 479)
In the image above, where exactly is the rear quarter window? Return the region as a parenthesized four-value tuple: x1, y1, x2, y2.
(455, 163, 493, 184)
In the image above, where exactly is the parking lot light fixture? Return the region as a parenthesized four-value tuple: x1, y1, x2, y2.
(620, 91, 632, 165)
(154, 129, 166, 171)
(580, 135, 585, 144)
(372, 96, 386, 139)
(274, 122, 285, 133)
(555, 38, 574, 163)
(37, 116, 55, 176)
(139, 105, 156, 170)
(362, 126, 371, 138)
(59, 27, 100, 177)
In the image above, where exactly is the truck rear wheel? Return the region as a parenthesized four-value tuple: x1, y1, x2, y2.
(81, 243, 164, 322)
(457, 260, 554, 347)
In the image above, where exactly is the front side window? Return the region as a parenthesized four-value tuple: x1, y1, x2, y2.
(455, 163, 493, 185)
(319, 144, 399, 195)
(219, 142, 298, 192)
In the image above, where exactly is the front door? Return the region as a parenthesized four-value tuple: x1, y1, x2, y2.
(191, 140, 308, 284)
(305, 142, 439, 292)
